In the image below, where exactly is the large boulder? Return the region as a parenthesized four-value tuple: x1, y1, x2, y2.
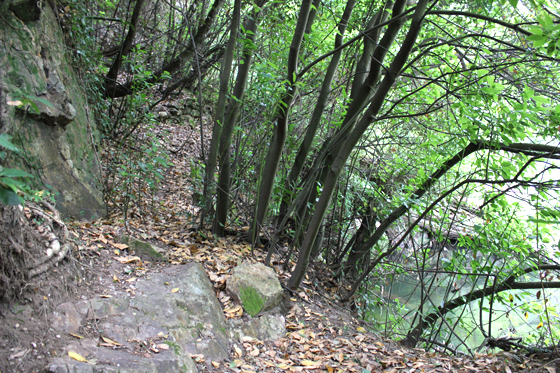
(45, 262, 288, 372)
(0, 2, 104, 219)
(227, 262, 284, 317)
(46, 263, 227, 372)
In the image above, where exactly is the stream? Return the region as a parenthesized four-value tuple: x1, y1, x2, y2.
(364, 267, 560, 353)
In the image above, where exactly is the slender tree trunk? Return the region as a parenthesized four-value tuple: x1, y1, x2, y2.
(284, 0, 401, 245)
(350, 3, 392, 99)
(278, 0, 356, 223)
(104, 0, 146, 98)
(250, 0, 314, 244)
(305, 0, 322, 35)
(201, 0, 241, 228)
(288, 0, 429, 290)
(104, 0, 225, 98)
(214, 0, 266, 236)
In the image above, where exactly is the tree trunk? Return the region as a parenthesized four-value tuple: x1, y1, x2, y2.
(350, 3, 392, 99)
(278, 0, 356, 224)
(250, 0, 314, 244)
(283, 0, 402, 250)
(104, 0, 146, 98)
(104, 0, 225, 98)
(288, 0, 428, 290)
(201, 0, 241, 228)
(214, 0, 266, 236)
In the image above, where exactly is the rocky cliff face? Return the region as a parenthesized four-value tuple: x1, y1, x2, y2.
(0, 0, 105, 219)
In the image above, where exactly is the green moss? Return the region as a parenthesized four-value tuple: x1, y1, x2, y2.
(239, 286, 264, 317)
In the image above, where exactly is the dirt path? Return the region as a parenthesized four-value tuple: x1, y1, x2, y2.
(0, 113, 554, 373)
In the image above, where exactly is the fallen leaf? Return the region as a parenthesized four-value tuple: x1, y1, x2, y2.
(234, 344, 243, 357)
(171, 288, 179, 293)
(212, 361, 220, 368)
(9, 349, 28, 360)
(69, 333, 84, 339)
(101, 336, 121, 346)
(100, 294, 113, 298)
(125, 277, 137, 282)
(112, 274, 119, 282)
(189, 353, 205, 363)
(112, 243, 129, 250)
(115, 256, 141, 264)
(68, 351, 87, 362)
(301, 360, 318, 366)
(356, 326, 366, 333)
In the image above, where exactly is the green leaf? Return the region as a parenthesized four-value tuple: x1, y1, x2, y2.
(0, 177, 23, 192)
(527, 34, 547, 48)
(528, 217, 560, 224)
(0, 187, 22, 205)
(0, 168, 32, 178)
(0, 135, 20, 152)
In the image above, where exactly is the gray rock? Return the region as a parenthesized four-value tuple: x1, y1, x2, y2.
(117, 235, 166, 261)
(228, 314, 286, 341)
(0, 3, 105, 220)
(48, 263, 228, 372)
(47, 262, 288, 372)
(227, 262, 284, 316)
(51, 303, 82, 334)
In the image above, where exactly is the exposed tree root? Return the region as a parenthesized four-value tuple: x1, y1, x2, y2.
(0, 200, 71, 302)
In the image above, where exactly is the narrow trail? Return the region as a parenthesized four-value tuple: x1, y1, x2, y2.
(0, 106, 554, 372)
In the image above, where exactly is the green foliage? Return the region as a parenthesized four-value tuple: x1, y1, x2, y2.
(0, 135, 36, 206)
(239, 286, 264, 317)
(63, 0, 560, 353)
(107, 136, 170, 221)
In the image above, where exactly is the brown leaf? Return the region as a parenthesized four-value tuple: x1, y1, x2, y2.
(112, 242, 129, 250)
(115, 256, 141, 264)
(101, 336, 121, 346)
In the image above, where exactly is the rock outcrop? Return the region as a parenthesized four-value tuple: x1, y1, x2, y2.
(227, 262, 284, 316)
(46, 263, 286, 373)
(0, 0, 105, 219)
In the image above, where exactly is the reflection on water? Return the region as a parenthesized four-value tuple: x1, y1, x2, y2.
(364, 271, 560, 353)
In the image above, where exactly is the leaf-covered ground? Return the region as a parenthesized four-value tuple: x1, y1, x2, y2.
(90, 113, 557, 373)
(0, 107, 557, 372)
